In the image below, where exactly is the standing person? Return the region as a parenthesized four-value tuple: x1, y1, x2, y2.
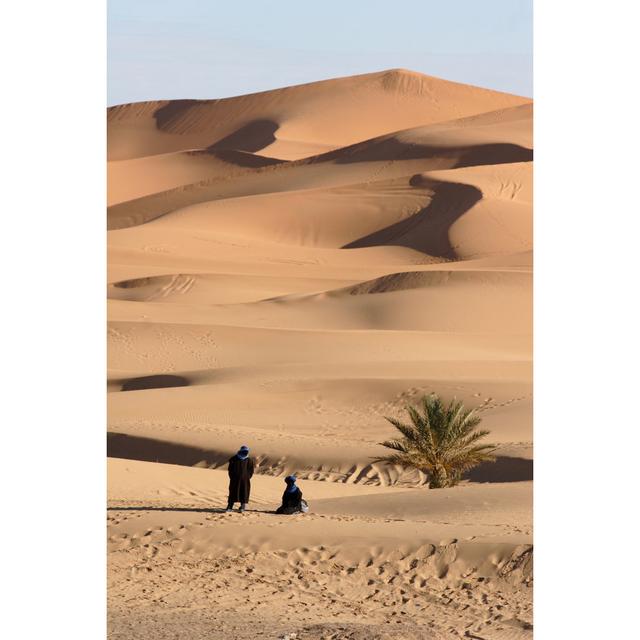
(276, 475, 306, 514)
(226, 445, 254, 512)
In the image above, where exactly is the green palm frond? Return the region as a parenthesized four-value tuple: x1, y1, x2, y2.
(378, 439, 410, 453)
(375, 393, 497, 488)
(384, 416, 418, 443)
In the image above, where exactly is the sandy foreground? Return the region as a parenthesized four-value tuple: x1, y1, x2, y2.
(107, 69, 533, 639)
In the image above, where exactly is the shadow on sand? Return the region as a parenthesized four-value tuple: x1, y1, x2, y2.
(465, 456, 533, 483)
(319, 137, 533, 168)
(344, 180, 483, 259)
(207, 120, 279, 154)
(107, 506, 276, 514)
(108, 432, 226, 467)
(120, 375, 190, 392)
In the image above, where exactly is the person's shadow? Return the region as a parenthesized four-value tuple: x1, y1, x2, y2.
(107, 506, 278, 514)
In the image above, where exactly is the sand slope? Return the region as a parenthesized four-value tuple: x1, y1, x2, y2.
(109, 460, 532, 639)
(107, 69, 533, 639)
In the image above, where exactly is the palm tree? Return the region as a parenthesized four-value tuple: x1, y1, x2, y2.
(375, 393, 496, 488)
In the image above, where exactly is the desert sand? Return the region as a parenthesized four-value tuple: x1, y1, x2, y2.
(107, 69, 533, 639)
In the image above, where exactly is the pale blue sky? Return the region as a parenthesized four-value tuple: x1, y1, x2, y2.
(108, 0, 532, 106)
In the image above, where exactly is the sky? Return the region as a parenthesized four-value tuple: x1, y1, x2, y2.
(108, 0, 532, 106)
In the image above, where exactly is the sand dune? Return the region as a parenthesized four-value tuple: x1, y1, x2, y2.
(107, 107, 532, 231)
(108, 69, 531, 161)
(109, 161, 531, 255)
(107, 69, 532, 639)
(107, 149, 282, 206)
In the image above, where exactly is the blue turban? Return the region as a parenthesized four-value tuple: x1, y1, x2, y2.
(237, 445, 249, 460)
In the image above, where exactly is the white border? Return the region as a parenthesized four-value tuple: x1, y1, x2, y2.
(535, 1, 639, 636)
(3, 1, 106, 638)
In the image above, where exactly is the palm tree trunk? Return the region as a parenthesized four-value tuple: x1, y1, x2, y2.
(429, 465, 447, 488)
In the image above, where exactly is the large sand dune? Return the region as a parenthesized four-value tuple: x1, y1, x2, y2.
(108, 69, 532, 639)
(108, 69, 530, 161)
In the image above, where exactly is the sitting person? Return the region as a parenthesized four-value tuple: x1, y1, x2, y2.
(275, 475, 307, 514)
